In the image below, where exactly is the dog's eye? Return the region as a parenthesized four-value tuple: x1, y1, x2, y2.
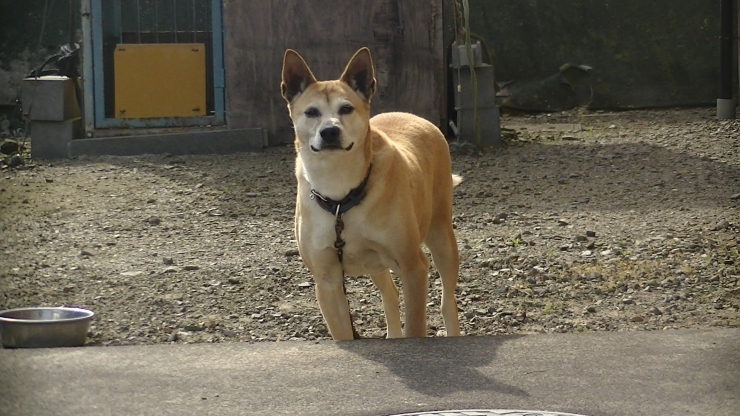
(304, 107, 320, 118)
(338, 104, 354, 115)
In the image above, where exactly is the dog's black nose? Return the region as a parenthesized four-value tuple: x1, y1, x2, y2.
(319, 126, 341, 146)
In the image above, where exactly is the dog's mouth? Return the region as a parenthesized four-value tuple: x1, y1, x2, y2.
(310, 142, 354, 152)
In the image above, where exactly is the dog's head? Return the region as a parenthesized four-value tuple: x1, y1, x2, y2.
(281, 48, 376, 155)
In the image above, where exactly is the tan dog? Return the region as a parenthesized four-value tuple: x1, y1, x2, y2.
(281, 47, 461, 340)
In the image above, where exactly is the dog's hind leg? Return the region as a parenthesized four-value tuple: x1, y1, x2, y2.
(370, 270, 403, 338)
(425, 224, 462, 336)
(397, 248, 430, 338)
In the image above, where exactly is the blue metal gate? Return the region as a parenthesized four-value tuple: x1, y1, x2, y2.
(81, 0, 225, 135)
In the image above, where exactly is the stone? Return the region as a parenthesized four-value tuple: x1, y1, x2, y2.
(0, 139, 19, 155)
(713, 219, 730, 231)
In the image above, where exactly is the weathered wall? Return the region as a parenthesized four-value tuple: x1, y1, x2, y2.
(451, 0, 737, 110)
(222, 0, 445, 144)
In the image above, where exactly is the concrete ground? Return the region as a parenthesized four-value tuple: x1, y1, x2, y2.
(1, 329, 739, 416)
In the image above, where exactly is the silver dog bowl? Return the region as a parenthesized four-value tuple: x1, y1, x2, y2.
(0, 307, 94, 348)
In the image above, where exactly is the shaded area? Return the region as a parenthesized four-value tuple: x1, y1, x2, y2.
(338, 335, 528, 398)
(452, 0, 738, 110)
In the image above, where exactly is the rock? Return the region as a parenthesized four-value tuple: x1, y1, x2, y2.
(227, 277, 241, 284)
(7, 154, 23, 168)
(586, 230, 597, 237)
(713, 219, 730, 231)
(713, 303, 724, 310)
(0, 139, 20, 155)
(580, 250, 592, 257)
(80, 250, 94, 257)
(622, 298, 634, 305)
(586, 241, 596, 250)
(183, 265, 200, 271)
(585, 305, 597, 313)
(147, 216, 161, 226)
(730, 193, 740, 200)
(558, 219, 569, 226)
(297, 282, 313, 288)
(183, 323, 204, 332)
(163, 257, 174, 265)
(121, 271, 144, 277)
(651, 307, 663, 315)
(168, 332, 178, 342)
(222, 329, 236, 337)
(285, 249, 300, 257)
(575, 235, 588, 242)
(163, 266, 178, 273)
(630, 316, 644, 323)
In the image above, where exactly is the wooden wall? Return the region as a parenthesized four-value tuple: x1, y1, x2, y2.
(222, 0, 444, 144)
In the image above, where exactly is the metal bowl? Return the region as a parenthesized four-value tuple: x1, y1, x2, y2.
(0, 307, 94, 348)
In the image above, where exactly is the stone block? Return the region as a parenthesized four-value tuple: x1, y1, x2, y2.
(22, 76, 81, 121)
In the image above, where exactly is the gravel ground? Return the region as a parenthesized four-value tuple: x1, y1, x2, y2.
(1, 107, 739, 346)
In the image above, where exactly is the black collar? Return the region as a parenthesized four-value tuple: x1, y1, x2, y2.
(310, 165, 372, 216)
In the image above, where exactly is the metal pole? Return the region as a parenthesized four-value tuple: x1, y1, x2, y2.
(154, 0, 159, 43)
(173, 0, 177, 43)
(717, 0, 735, 119)
(136, 0, 141, 43)
(119, 0, 123, 42)
(192, 0, 196, 42)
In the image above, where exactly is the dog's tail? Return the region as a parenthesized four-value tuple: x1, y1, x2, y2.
(452, 174, 463, 187)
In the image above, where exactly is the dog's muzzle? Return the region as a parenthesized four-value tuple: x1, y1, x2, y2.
(310, 126, 354, 152)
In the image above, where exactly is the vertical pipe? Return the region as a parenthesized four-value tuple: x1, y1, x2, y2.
(192, 0, 196, 42)
(119, 0, 123, 42)
(717, 0, 735, 119)
(81, 0, 96, 135)
(211, 0, 224, 124)
(154, 0, 159, 43)
(173, 0, 178, 42)
(136, 0, 141, 43)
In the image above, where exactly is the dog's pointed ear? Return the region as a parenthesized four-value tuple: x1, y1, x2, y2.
(281, 49, 317, 103)
(340, 48, 376, 102)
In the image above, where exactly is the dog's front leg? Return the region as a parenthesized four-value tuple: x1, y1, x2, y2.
(314, 263, 355, 341)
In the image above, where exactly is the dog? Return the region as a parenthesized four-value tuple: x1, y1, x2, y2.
(281, 47, 462, 340)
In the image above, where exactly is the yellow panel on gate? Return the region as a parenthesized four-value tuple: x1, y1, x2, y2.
(114, 44, 206, 119)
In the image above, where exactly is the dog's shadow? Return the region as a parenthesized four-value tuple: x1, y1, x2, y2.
(337, 334, 528, 397)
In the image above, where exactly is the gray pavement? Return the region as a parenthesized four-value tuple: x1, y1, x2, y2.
(1, 329, 739, 416)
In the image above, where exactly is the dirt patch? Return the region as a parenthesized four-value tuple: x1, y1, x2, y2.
(1, 107, 738, 345)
